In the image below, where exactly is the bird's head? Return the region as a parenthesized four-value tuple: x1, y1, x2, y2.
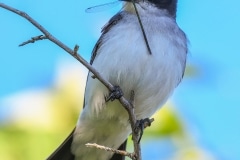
(121, 0, 178, 18)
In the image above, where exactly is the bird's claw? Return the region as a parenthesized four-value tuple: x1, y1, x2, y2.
(134, 118, 152, 143)
(106, 86, 123, 102)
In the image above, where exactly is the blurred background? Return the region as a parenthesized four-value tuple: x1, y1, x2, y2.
(0, 0, 239, 160)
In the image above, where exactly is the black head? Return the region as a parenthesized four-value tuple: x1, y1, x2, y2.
(148, 0, 178, 17)
(121, 0, 178, 18)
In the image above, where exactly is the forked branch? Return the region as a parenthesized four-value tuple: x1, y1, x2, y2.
(0, 3, 154, 160)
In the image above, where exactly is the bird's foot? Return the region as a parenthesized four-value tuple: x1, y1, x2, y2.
(134, 118, 153, 143)
(106, 86, 124, 102)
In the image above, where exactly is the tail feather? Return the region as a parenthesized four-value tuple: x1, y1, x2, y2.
(47, 128, 127, 160)
(47, 129, 75, 160)
(110, 140, 127, 160)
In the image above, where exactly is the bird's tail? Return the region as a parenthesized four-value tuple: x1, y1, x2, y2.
(47, 128, 127, 160)
(47, 128, 75, 160)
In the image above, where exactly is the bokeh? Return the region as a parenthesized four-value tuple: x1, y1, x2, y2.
(0, 0, 240, 160)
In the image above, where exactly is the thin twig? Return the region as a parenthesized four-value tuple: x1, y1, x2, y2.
(129, 90, 135, 107)
(19, 35, 47, 46)
(132, 1, 152, 55)
(128, 90, 141, 160)
(0, 3, 114, 93)
(86, 143, 135, 159)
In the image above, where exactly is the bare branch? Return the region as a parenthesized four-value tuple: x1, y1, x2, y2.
(0, 3, 153, 160)
(86, 143, 135, 160)
(19, 35, 47, 46)
(128, 90, 141, 160)
(0, 2, 114, 92)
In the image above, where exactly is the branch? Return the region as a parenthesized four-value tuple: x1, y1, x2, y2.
(0, 3, 114, 92)
(86, 143, 135, 159)
(128, 90, 141, 160)
(19, 35, 47, 46)
(0, 3, 153, 160)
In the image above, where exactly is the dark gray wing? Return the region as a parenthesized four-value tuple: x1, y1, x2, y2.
(90, 12, 123, 65)
(89, 12, 128, 160)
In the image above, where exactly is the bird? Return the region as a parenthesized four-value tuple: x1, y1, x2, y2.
(47, 0, 188, 159)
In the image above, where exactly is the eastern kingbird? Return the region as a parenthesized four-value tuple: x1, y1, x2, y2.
(48, 0, 187, 159)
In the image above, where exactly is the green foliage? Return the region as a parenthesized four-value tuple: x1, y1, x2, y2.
(145, 104, 185, 138)
(0, 127, 65, 160)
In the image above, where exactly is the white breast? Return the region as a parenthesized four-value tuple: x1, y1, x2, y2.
(91, 13, 187, 118)
(72, 10, 187, 160)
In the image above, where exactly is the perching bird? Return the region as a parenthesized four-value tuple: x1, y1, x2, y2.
(47, 0, 187, 159)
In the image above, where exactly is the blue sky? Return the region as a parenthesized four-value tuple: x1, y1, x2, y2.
(0, 0, 240, 159)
